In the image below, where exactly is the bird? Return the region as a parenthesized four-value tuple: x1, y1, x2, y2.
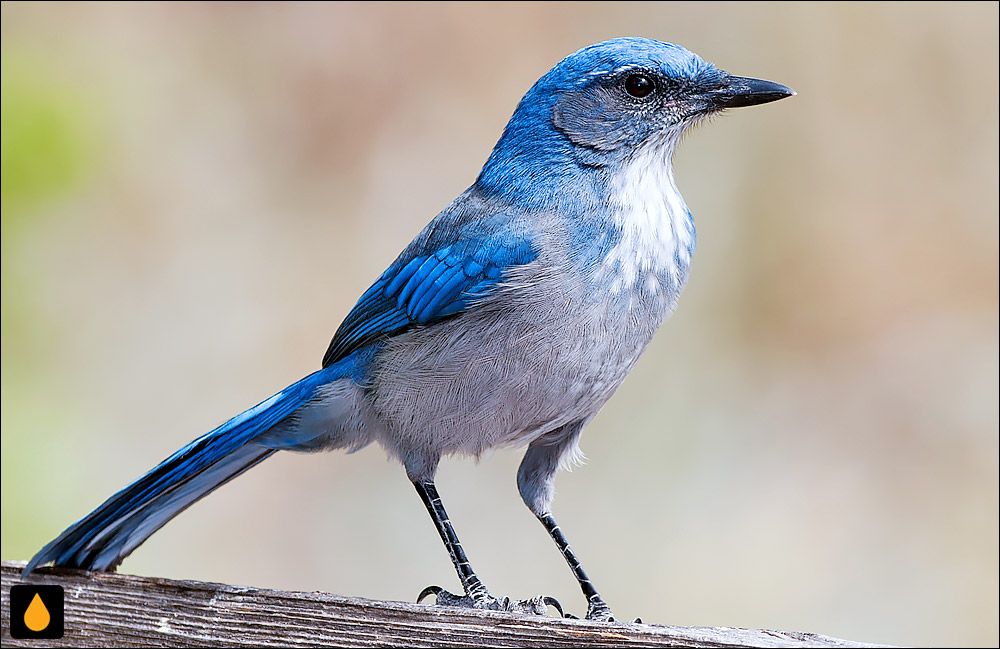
(23, 37, 794, 621)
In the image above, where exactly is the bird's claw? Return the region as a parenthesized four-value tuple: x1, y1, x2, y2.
(580, 602, 641, 624)
(583, 597, 618, 622)
(416, 585, 560, 617)
(416, 586, 636, 623)
(417, 585, 445, 604)
(542, 596, 565, 617)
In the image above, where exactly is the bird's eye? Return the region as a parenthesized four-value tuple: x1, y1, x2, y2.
(624, 74, 655, 98)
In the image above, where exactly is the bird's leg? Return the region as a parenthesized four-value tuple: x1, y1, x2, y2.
(413, 480, 555, 616)
(534, 511, 617, 622)
(412, 480, 488, 602)
(518, 423, 632, 622)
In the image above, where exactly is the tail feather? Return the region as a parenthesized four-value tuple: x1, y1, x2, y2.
(23, 368, 337, 576)
(99, 447, 271, 565)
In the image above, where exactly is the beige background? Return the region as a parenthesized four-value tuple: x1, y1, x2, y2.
(2, 3, 997, 646)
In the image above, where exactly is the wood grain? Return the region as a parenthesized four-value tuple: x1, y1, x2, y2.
(2, 561, 890, 648)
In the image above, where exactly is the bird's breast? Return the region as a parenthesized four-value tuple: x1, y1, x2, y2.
(369, 246, 682, 460)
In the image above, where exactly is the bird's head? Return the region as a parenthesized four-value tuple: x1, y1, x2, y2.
(476, 37, 794, 207)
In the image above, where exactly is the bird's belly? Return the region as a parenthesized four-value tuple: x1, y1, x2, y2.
(368, 278, 668, 461)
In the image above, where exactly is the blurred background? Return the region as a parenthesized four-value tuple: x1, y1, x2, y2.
(2, 2, 997, 646)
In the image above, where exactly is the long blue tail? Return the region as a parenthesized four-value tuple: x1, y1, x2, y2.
(23, 367, 340, 576)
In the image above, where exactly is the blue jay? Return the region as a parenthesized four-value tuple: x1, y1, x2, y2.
(24, 37, 793, 621)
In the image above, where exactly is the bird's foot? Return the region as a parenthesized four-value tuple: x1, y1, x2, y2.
(584, 597, 616, 622)
(559, 596, 640, 623)
(559, 596, 614, 621)
(417, 585, 563, 617)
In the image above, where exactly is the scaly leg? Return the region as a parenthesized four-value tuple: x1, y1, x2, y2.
(413, 480, 560, 616)
(534, 510, 615, 621)
(518, 423, 626, 621)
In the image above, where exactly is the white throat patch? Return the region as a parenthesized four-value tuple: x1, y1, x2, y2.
(599, 135, 695, 300)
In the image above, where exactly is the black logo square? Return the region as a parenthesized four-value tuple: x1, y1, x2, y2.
(9, 584, 64, 639)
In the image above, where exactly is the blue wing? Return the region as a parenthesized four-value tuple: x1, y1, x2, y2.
(322, 224, 537, 367)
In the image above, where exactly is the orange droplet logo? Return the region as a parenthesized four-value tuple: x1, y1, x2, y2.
(24, 592, 51, 632)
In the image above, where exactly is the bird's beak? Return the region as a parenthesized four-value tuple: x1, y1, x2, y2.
(709, 75, 796, 109)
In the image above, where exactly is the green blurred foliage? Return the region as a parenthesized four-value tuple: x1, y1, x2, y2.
(1, 49, 100, 357)
(1, 48, 102, 558)
(1, 55, 93, 221)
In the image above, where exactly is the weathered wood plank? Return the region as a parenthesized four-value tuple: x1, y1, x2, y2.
(1, 561, 889, 648)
